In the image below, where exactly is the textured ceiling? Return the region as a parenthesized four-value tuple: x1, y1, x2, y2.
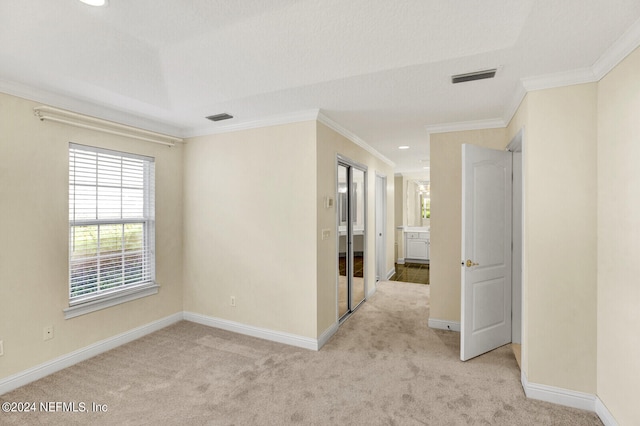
(2, 0, 640, 173)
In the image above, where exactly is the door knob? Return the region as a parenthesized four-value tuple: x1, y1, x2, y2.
(466, 259, 479, 267)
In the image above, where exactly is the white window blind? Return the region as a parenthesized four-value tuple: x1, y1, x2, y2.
(69, 143, 155, 306)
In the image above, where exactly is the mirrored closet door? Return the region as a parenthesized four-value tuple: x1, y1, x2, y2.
(337, 158, 366, 321)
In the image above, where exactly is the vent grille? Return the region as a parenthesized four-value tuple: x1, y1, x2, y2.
(206, 113, 234, 122)
(451, 69, 497, 84)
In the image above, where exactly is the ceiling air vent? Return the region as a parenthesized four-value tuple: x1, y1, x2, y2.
(451, 69, 497, 84)
(206, 113, 234, 122)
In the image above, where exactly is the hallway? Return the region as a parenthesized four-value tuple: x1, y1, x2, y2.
(390, 262, 429, 285)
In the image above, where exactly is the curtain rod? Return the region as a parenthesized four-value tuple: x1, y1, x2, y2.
(33, 105, 183, 147)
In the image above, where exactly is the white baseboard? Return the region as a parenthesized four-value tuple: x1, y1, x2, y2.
(367, 284, 377, 299)
(521, 371, 596, 412)
(386, 268, 396, 280)
(595, 397, 619, 426)
(0, 312, 183, 396)
(397, 258, 405, 265)
(183, 311, 320, 351)
(428, 318, 461, 332)
(317, 322, 338, 350)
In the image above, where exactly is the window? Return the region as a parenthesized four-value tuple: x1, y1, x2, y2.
(65, 143, 157, 319)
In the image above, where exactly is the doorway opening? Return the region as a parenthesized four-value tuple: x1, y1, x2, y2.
(507, 129, 524, 368)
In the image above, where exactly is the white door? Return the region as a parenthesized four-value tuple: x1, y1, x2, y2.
(461, 144, 512, 361)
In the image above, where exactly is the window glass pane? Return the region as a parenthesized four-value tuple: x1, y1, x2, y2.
(99, 224, 123, 253)
(73, 186, 97, 220)
(71, 225, 98, 257)
(70, 258, 98, 297)
(97, 186, 122, 220)
(122, 188, 144, 218)
(69, 144, 155, 305)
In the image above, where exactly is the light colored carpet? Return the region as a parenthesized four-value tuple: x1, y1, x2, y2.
(0, 281, 602, 425)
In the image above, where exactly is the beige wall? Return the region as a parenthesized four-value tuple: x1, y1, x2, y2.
(597, 46, 640, 424)
(0, 104, 395, 384)
(183, 122, 318, 338)
(429, 128, 507, 322)
(0, 93, 184, 379)
(316, 123, 395, 335)
(507, 84, 598, 394)
(430, 84, 598, 395)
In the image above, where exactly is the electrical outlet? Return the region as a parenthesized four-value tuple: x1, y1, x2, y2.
(322, 229, 331, 240)
(0, 340, 4, 356)
(43, 326, 54, 341)
(230, 296, 236, 307)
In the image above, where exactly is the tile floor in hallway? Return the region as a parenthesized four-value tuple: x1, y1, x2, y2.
(389, 262, 429, 285)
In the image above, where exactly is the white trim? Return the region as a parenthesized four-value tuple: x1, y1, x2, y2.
(386, 267, 396, 280)
(317, 322, 339, 350)
(430, 17, 640, 134)
(397, 258, 405, 265)
(428, 318, 460, 332)
(520, 67, 597, 92)
(183, 311, 320, 351)
(592, 16, 640, 80)
(502, 82, 528, 126)
(0, 78, 182, 137)
(35, 105, 181, 146)
(595, 397, 619, 426)
(0, 313, 182, 396)
(63, 285, 159, 319)
(520, 371, 596, 412)
(318, 111, 395, 168)
(185, 109, 321, 138)
(425, 118, 506, 142)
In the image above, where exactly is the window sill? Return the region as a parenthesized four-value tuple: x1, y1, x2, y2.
(64, 284, 159, 319)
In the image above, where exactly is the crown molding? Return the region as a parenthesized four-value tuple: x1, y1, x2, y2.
(184, 109, 321, 138)
(593, 16, 640, 80)
(521, 67, 597, 92)
(0, 78, 183, 137)
(424, 118, 506, 142)
(317, 111, 395, 168)
(502, 81, 528, 126)
(186, 108, 395, 168)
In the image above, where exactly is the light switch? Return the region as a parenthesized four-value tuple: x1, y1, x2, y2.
(322, 229, 331, 240)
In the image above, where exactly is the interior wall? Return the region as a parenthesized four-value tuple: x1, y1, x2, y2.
(183, 121, 318, 339)
(316, 122, 395, 336)
(513, 83, 598, 394)
(0, 92, 184, 379)
(596, 46, 640, 425)
(428, 128, 508, 323)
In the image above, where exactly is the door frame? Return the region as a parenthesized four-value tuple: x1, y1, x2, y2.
(507, 129, 524, 346)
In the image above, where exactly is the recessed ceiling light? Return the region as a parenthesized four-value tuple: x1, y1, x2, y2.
(423, 167, 429, 170)
(79, 0, 108, 6)
(398, 146, 410, 150)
